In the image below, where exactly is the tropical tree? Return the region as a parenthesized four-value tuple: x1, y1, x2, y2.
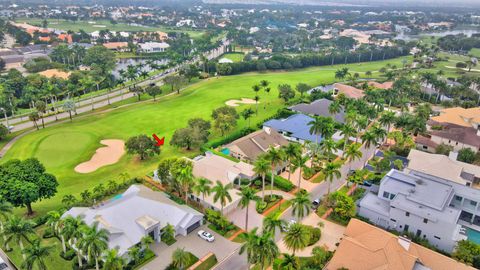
(102, 248, 125, 270)
(237, 186, 259, 231)
(35, 100, 47, 128)
(283, 223, 310, 255)
(291, 191, 311, 221)
(320, 138, 338, 161)
(61, 215, 85, 266)
(63, 99, 76, 121)
(22, 239, 52, 270)
(29, 111, 40, 130)
(140, 235, 154, 251)
(239, 228, 260, 268)
(283, 143, 302, 183)
(291, 154, 309, 190)
(278, 253, 300, 270)
(371, 124, 387, 146)
(324, 162, 341, 195)
(262, 216, 286, 235)
(379, 111, 396, 135)
(256, 231, 279, 270)
(361, 130, 378, 148)
(265, 147, 285, 196)
(79, 222, 109, 270)
(172, 162, 194, 205)
(241, 108, 255, 128)
(344, 142, 363, 177)
(212, 181, 233, 215)
(3, 216, 34, 260)
(46, 210, 61, 236)
(0, 200, 12, 250)
(253, 156, 270, 201)
(192, 178, 212, 213)
(172, 248, 191, 270)
(340, 123, 356, 158)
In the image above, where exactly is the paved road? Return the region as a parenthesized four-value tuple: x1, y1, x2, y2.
(2, 39, 230, 132)
(216, 143, 377, 269)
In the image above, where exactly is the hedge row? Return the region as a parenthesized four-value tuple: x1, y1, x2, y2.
(265, 173, 295, 192)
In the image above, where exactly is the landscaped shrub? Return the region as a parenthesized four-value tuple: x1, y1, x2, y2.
(306, 226, 322, 246)
(205, 209, 236, 234)
(32, 215, 49, 228)
(265, 173, 295, 192)
(42, 228, 55, 239)
(256, 201, 268, 213)
(60, 249, 76, 261)
(203, 127, 255, 149)
(302, 167, 316, 179)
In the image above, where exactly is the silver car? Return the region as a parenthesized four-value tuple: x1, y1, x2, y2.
(197, 230, 215, 242)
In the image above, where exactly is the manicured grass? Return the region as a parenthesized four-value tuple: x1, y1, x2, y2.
(470, 48, 480, 58)
(2, 57, 411, 217)
(194, 254, 218, 270)
(221, 52, 245, 62)
(14, 18, 205, 38)
(266, 200, 292, 220)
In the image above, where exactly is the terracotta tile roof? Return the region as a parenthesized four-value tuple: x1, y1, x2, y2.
(226, 129, 288, 161)
(431, 107, 480, 127)
(429, 123, 480, 147)
(58, 33, 73, 44)
(102, 42, 129, 50)
(414, 135, 438, 149)
(368, 81, 394, 89)
(333, 83, 365, 99)
(325, 219, 476, 270)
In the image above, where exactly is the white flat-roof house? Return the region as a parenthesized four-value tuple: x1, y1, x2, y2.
(62, 185, 203, 255)
(357, 169, 480, 252)
(190, 152, 256, 214)
(138, 42, 170, 53)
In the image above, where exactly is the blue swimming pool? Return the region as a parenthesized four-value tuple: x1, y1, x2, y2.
(112, 194, 123, 201)
(467, 228, 480, 245)
(220, 148, 230, 155)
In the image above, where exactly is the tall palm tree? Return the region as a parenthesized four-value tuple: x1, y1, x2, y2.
(305, 142, 321, 167)
(103, 248, 125, 270)
(62, 194, 77, 209)
(256, 231, 279, 270)
(344, 143, 363, 186)
(283, 223, 309, 255)
(46, 210, 61, 236)
(253, 156, 270, 201)
(79, 222, 109, 270)
(212, 181, 233, 215)
(371, 124, 388, 146)
(175, 164, 194, 205)
(4, 216, 34, 260)
(361, 130, 378, 148)
(62, 215, 85, 267)
(172, 248, 191, 270)
(265, 147, 285, 196)
(291, 154, 309, 190)
(308, 116, 324, 144)
(140, 235, 154, 251)
(239, 228, 260, 268)
(291, 191, 311, 221)
(340, 123, 356, 158)
(237, 186, 259, 231)
(263, 216, 286, 235)
(192, 178, 212, 213)
(283, 143, 302, 183)
(22, 239, 52, 270)
(279, 253, 300, 270)
(0, 200, 12, 250)
(320, 138, 338, 161)
(379, 111, 396, 136)
(323, 162, 342, 195)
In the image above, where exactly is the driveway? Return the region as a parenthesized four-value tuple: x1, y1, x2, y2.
(277, 213, 345, 256)
(142, 225, 240, 270)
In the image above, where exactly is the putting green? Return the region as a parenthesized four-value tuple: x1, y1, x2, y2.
(2, 56, 411, 215)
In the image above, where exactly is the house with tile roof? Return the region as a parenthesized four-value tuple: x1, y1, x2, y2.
(189, 152, 256, 214)
(358, 169, 480, 253)
(62, 185, 203, 256)
(263, 114, 321, 144)
(332, 83, 365, 99)
(325, 219, 475, 270)
(225, 128, 289, 162)
(367, 80, 394, 89)
(288, 98, 345, 124)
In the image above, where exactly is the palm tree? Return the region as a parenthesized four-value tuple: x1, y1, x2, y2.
(361, 130, 378, 148)
(22, 239, 52, 270)
(35, 100, 47, 129)
(265, 147, 285, 196)
(279, 253, 300, 270)
(29, 111, 40, 130)
(253, 156, 270, 201)
(212, 181, 233, 215)
(239, 228, 260, 268)
(324, 162, 341, 195)
(320, 138, 338, 161)
(46, 210, 61, 236)
(308, 116, 324, 144)
(62, 215, 85, 266)
(4, 216, 34, 260)
(192, 178, 212, 213)
(371, 124, 388, 146)
(291, 154, 309, 190)
(127, 246, 141, 265)
(328, 101, 341, 115)
(283, 143, 301, 183)
(340, 123, 356, 158)
(172, 248, 191, 270)
(79, 222, 109, 270)
(291, 191, 311, 221)
(103, 248, 125, 270)
(140, 235, 154, 251)
(241, 108, 255, 128)
(175, 165, 194, 205)
(62, 194, 77, 209)
(237, 186, 259, 231)
(283, 223, 310, 255)
(256, 231, 279, 270)
(0, 200, 12, 250)
(263, 216, 286, 235)
(344, 143, 363, 186)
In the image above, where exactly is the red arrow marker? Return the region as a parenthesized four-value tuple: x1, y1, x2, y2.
(152, 134, 165, 146)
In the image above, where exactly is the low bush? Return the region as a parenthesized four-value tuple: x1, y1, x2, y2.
(42, 228, 55, 239)
(60, 249, 76, 261)
(307, 226, 322, 246)
(203, 128, 255, 149)
(32, 215, 48, 228)
(265, 174, 295, 192)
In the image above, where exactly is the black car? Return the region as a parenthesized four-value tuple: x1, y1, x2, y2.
(311, 199, 320, 210)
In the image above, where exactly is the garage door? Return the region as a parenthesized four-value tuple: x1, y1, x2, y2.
(187, 221, 201, 234)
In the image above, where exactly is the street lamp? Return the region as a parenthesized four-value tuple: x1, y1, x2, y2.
(0, 107, 9, 130)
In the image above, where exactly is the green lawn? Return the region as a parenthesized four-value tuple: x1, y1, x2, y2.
(221, 53, 245, 62)
(470, 48, 480, 58)
(14, 18, 205, 38)
(2, 56, 411, 217)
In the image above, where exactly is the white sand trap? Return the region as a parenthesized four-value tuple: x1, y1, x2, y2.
(225, 98, 258, 107)
(93, 25, 107, 28)
(75, 139, 125, 174)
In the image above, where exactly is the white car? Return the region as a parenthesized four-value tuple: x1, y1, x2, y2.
(197, 230, 215, 242)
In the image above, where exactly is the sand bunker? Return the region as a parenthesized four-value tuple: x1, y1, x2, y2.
(225, 98, 258, 107)
(75, 139, 125, 174)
